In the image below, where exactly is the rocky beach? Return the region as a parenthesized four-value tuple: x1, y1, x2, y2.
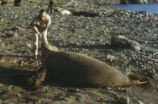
(0, 0, 158, 104)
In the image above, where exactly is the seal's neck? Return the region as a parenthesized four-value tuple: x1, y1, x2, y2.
(41, 42, 59, 65)
(42, 41, 58, 53)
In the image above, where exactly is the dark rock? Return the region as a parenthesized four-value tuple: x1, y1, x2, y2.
(72, 11, 99, 17)
(118, 96, 130, 104)
(5, 30, 18, 37)
(111, 35, 130, 48)
(14, 0, 22, 6)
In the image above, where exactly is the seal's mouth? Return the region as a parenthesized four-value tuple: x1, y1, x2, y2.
(13, 72, 38, 90)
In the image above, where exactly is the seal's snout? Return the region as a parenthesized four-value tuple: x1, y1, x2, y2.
(14, 67, 46, 89)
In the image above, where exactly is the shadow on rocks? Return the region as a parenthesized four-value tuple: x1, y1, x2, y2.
(71, 10, 99, 17)
(52, 42, 112, 49)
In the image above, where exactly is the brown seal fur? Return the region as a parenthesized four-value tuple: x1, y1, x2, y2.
(38, 43, 145, 88)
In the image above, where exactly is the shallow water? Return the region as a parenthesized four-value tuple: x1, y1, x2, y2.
(115, 3, 158, 14)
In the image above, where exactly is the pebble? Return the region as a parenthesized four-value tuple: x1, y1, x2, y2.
(0, 18, 4, 22)
(106, 54, 117, 61)
(27, 43, 32, 48)
(13, 32, 18, 37)
(138, 100, 144, 104)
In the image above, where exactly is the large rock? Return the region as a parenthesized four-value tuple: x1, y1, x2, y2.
(111, 35, 141, 51)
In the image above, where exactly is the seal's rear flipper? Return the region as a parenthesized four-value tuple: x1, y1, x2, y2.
(130, 80, 147, 86)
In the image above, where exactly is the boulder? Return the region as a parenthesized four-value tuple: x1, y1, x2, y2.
(111, 35, 141, 51)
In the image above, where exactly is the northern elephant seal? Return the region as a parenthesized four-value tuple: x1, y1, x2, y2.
(36, 42, 145, 88)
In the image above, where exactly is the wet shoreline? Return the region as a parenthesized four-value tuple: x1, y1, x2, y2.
(115, 3, 158, 14)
